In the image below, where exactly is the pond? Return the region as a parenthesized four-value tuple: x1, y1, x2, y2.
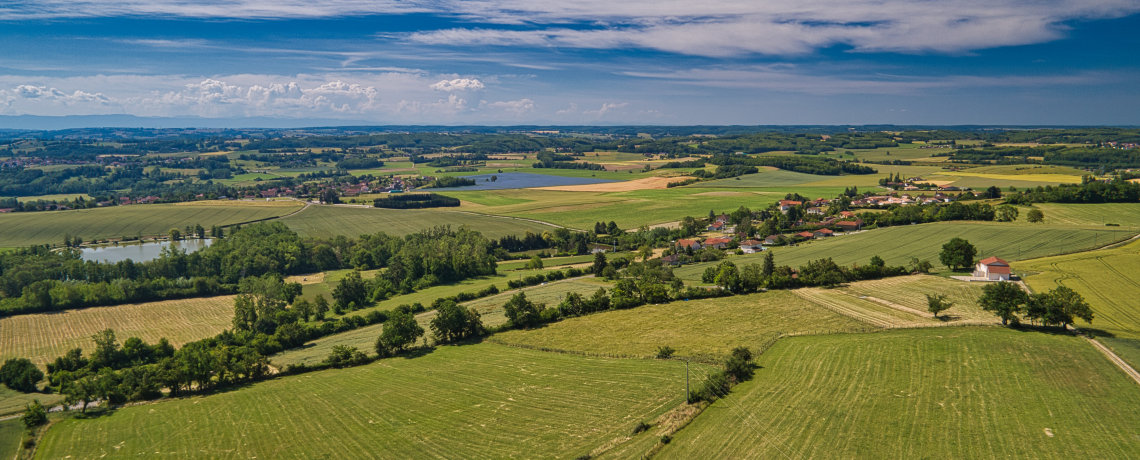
(80, 239, 213, 263)
(440, 172, 616, 191)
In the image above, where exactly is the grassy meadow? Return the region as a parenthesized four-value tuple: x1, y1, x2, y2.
(675, 222, 1135, 281)
(493, 290, 873, 358)
(0, 203, 300, 247)
(1015, 238, 1140, 337)
(277, 204, 559, 240)
(0, 386, 64, 418)
(657, 327, 1140, 460)
(0, 418, 22, 460)
(1031, 203, 1140, 227)
(38, 344, 696, 460)
(835, 275, 992, 323)
(0, 295, 236, 368)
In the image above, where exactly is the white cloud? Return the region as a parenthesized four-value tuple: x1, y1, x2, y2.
(482, 98, 535, 114)
(430, 78, 486, 92)
(395, 94, 469, 115)
(556, 103, 578, 115)
(619, 66, 1114, 95)
(583, 102, 627, 117)
(12, 85, 109, 104)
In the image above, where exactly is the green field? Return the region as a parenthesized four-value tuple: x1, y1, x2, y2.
(657, 328, 1140, 459)
(277, 204, 559, 240)
(676, 222, 1135, 281)
(1031, 203, 1140, 227)
(274, 278, 609, 367)
(835, 275, 992, 323)
(0, 418, 22, 460)
(498, 254, 594, 271)
(0, 295, 236, 368)
(38, 344, 696, 459)
(691, 165, 940, 189)
(0, 385, 65, 418)
(1015, 238, 1140, 337)
(1099, 337, 1140, 373)
(0, 204, 300, 247)
(493, 290, 872, 358)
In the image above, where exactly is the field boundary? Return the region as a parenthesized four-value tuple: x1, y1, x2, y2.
(1087, 336, 1140, 386)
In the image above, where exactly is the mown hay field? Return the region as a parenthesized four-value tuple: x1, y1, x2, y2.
(38, 344, 695, 460)
(0, 296, 235, 368)
(835, 275, 993, 323)
(273, 279, 608, 367)
(675, 222, 1135, 281)
(492, 290, 873, 359)
(0, 204, 299, 247)
(0, 386, 64, 417)
(657, 327, 1140, 460)
(1015, 238, 1140, 337)
(276, 204, 558, 240)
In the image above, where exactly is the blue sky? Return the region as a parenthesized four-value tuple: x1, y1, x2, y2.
(0, 0, 1138, 125)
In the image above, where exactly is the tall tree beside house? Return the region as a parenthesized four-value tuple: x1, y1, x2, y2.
(1025, 286, 1094, 328)
(939, 237, 977, 271)
(978, 281, 1029, 325)
(761, 251, 776, 279)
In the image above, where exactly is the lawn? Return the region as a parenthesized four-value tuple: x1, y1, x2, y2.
(675, 222, 1135, 281)
(0, 203, 299, 248)
(0, 295, 235, 368)
(38, 343, 694, 460)
(493, 290, 874, 359)
(276, 203, 559, 240)
(1098, 337, 1140, 373)
(1015, 238, 1140, 337)
(657, 327, 1140, 459)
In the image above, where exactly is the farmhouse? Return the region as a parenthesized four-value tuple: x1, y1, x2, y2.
(763, 235, 785, 245)
(974, 257, 1012, 281)
(676, 239, 701, 251)
(702, 237, 733, 249)
(778, 200, 802, 212)
(795, 231, 815, 240)
(660, 254, 680, 266)
(813, 228, 834, 238)
(740, 239, 765, 253)
(707, 221, 726, 232)
(835, 219, 864, 232)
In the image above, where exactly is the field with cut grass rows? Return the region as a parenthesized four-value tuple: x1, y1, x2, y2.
(657, 327, 1140, 459)
(675, 222, 1134, 281)
(0, 204, 301, 247)
(0, 295, 235, 368)
(493, 290, 873, 359)
(38, 343, 697, 460)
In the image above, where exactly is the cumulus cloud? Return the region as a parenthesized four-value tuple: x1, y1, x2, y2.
(13, 85, 109, 104)
(396, 94, 469, 115)
(556, 103, 578, 115)
(430, 78, 485, 92)
(481, 98, 535, 114)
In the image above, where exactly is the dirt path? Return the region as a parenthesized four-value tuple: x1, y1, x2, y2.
(1086, 336, 1140, 386)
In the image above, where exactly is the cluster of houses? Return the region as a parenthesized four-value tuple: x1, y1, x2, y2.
(851, 192, 958, 206)
(117, 196, 160, 205)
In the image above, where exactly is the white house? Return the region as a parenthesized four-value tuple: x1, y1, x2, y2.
(740, 240, 765, 254)
(974, 257, 1012, 281)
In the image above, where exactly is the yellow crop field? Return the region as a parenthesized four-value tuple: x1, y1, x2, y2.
(0, 296, 235, 367)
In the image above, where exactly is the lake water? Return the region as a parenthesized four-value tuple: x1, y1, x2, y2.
(443, 172, 616, 191)
(80, 239, 213, 263)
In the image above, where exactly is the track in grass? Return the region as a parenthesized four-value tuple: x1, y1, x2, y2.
(276, 204, 559, 240)
(38, 343, 695, 460)
(675, 222, 1135, 281)
(0, 296, 235, 368)
(835, 275, 994, 323)
(657, 327, 1140, 459)
(1016, 238, 1140, 337)
(492, 290, 874, 359)
(0, 203, 300, 247)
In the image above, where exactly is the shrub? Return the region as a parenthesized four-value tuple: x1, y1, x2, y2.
(656, 346, 676, 359)
(21, 399, 47, 428)
(632, 421, 652, 435)
(0, 358, 44, 393)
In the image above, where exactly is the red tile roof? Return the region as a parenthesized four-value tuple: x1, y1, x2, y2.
(978, 257, 1009, 266)
(987, 266, 1011, 274)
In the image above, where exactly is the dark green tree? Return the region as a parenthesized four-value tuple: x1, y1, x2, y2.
(430, 300, 484, 343)
(593, 251, 608, 274)
(925, 294, 953, 320)
(21, 399, 47, 428)
(1025, 286, 1094, 328)
(332, 271, 369, 309)
(375, 311, 424, 356)
(503, 292, 543, 328)
(0, 358, 44, 393)
(939, 237, 977, 271)
(978, 281, 1029, 325)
